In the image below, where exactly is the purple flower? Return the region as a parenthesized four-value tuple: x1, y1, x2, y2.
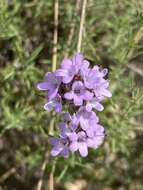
(83, 68, 100, 89)
(83, 66, 108, 89)
(69, 124, 105, 157)
(76, 107, 99, 128)
(37, 72, 61, 99)
(74, 107, 99, 137)
(87, 124, 105, 149)
(56, 58, 77, 84)
(69, 131, 88, 157)
(44, 94, 62, 112)
(50, 137, 69, 158)
(86, 97, 104, 112)
(93, 79, 112, 98)
(56, 53, 89, 84)
(64, 81, 93, 106)
(58, 122, 77, 139)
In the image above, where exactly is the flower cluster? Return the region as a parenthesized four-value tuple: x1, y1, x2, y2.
(37, 53, 112, 157)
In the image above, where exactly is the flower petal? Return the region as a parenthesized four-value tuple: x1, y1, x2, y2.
(61, 147, 69, 158)
(51, 146, 63, 156)
(78, 142, 88, 157)
(102, 89, 112, 97)
(49, 138, 59, 146)
(37, 82, 50, 90)
(94, 102, 104, 111)
(61, 59, 72, 69)
(84, 91, 93, 101)
(74, 96, 83, 106)
(64, 92, 73, 100)
(69, 142, 78, 152)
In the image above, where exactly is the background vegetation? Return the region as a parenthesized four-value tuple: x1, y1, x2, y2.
(0, 0, 143, 189)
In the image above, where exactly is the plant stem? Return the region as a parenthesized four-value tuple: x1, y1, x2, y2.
(64, 0, 81, 58)
(36, 160, 47, 190)
(77, 0, 87, 52)
(52, 0, 59, 71)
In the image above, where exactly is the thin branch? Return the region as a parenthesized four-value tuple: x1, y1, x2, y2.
(0, 167, 16, 184)
(49, 160, 56, 190)
(52, 0, 59, 72)
(36, 160, 47, 190)
(64, 0, 81, 58)
(77, 0, 87, 52)
(48, 2, 59, 189)
(126, 63, 143, 78)
(49, 172, 54, 190)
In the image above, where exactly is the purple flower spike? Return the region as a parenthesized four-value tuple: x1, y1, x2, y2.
(64, 81, 93, 106)
(37, 52, 112, 158)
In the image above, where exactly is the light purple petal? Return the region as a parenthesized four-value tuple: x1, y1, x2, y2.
(37, 82, 50, 90)
(69, 141, 78, 152)
(74, 96, 83, 106)
(68, 132, 78, 141)
(51, 146, 63, 156)
(87, 138, 94, 147)
(49, 138, 59, 146)
(70, 123, 78, 131)
(101, 89, 112, 97)
(93, 102, 104, 111)
(55, 103, 62, 112)
(44, 102, 53, 111)
(56, 69, 68, 77)
(80, 117, 89, 131)
(73, 53, 83, 72)
(86, 128, 94, 138)
(72, 81, 83, 90)
(77, 131, 86, 139)
(48, 88, 58, 99)
(61, 147, 69, 158)
(62, 75, 74, 84)
(85, 103, 93, 112)
(64, 92, 73, 100)
(92, 136, 104, 148)
(61, 59, 72, 69)
(84, 91, 93, 101)
(78, 142, 88, 157)
(101, 68, 108, 76)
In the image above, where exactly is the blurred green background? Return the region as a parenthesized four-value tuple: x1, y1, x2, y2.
(0, 0, 143, 189)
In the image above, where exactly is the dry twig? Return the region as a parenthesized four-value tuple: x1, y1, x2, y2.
(64, 0, 81, 58)
(77, 0, 87, 52)
(36, 160, 47, 190)
(126, 64, 143, 77)
(52, 0, 59, 71)
(0, 167, 16, 184)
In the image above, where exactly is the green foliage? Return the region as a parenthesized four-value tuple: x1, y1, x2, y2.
(0, 0, 143, 189)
